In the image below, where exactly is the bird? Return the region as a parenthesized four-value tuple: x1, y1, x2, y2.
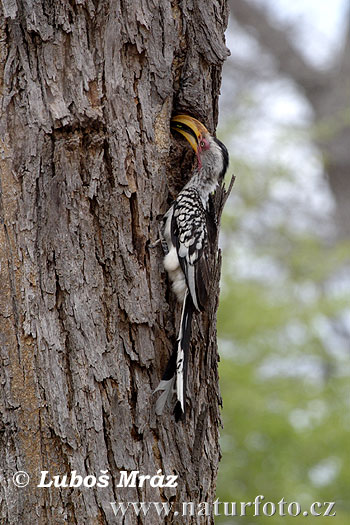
(154, 114, 229, 421)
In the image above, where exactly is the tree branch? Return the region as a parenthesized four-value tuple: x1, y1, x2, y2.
(228, 0, 328, 97)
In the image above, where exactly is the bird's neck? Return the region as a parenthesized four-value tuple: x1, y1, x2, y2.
(184, 167, 219, 203)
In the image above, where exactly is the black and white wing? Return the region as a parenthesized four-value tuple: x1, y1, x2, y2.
(171, 188, 212, 312)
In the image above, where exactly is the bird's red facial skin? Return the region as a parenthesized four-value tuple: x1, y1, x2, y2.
(196, 151, 202, 170)
(199, 137, 210, 151)
(196, 136, 210, 169)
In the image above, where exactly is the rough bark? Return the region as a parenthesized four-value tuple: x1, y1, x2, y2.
(0, 1, 229, 523)
(229, 0, 350, 238)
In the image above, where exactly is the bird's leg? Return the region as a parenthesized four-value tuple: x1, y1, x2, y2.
(148, 238, 161, 249)
(148, 218, 168, 254)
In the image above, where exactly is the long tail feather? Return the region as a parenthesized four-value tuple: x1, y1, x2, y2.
(155, 290, 194, 421)
(154, 349, 177, 415)
(174, 290, 194, 421)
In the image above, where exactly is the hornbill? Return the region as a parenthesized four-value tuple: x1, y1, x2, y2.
(154, 114, 229, 421)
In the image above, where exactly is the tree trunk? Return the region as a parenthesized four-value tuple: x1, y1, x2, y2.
(0, 1, 229, 523)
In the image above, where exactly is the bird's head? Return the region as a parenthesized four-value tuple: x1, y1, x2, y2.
(171, 114, 228, 179)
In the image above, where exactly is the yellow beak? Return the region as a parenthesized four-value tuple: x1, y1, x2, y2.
(170, 114, 209, 153)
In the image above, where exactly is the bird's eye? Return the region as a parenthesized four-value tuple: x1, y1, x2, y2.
(200, 141, 205, 147)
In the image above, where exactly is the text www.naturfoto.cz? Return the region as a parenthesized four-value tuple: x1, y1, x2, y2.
(110, 498, 336, 518)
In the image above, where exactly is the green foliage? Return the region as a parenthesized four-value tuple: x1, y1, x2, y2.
(215, 119, 350, 524)
(217, 356, 350, 524)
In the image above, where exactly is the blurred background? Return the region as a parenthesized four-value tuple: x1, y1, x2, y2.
(216, 0, 350, 523)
